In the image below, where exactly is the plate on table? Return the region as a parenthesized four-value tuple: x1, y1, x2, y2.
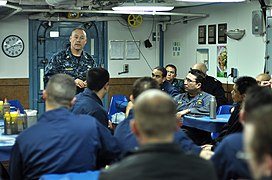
(0, 136, 15, 142)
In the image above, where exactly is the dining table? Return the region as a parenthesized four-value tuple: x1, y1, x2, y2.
(183, 114, 230, 133)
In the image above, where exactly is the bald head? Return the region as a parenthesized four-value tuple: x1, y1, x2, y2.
(134, 89, 177, 141)
(256, 73, 271, 86)
(192, 63, 208, 75)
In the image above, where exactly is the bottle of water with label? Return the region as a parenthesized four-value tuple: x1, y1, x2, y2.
(210, 96, 216, 119)
(4, 112, 11, 135)
(3, 98, 10, 114)
(0, 101, 3, 119)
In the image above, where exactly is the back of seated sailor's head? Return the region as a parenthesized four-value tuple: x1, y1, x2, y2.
(239, 85, 272, 125)
(131, 89, 178, 145)
(86, 67, 110, 99)
(43, 73, 76, 111)
(244, 105, 272, 180)
(131, 77, 159, 102)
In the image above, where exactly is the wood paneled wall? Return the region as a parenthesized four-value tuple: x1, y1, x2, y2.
(222, 83, 233, 104)
(0, 78, 29, 109)
(108, 77, 139, 106)
(0, 77, 232, 111)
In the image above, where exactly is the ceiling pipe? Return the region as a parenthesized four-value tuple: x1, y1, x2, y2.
(8, 0, 48, 5)
(45, 0, 87, 7)
(28, 13, 171, 22)
(0, 3, 208, 20)
(0, 3, 22, 20)
(21, 8, 208, 17)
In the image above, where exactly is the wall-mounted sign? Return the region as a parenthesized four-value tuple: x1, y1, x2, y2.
(208, 25, 216, 44)
(198, 25, 206, 44)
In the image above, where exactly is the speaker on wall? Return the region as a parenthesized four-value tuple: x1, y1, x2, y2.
(252, 10, 263, 35)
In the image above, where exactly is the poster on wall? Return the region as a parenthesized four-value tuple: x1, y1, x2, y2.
(217, 46, 228, 78)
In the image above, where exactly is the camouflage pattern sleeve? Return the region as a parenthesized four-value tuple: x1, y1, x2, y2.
(44, 52, 62, 84)
(77, 52, 97, 81)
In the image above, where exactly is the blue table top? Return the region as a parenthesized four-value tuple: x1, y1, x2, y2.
(183, 114, 230, 132)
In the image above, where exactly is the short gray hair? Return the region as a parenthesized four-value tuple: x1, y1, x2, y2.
(46, 74, 76, 107)
(134, 89, 177, 139)
(247, 105, 272, 164)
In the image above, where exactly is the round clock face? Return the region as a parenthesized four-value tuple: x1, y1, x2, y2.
(2, 35, 24, 58)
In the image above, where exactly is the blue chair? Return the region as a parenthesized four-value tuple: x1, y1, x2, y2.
(108, 95, 128, 121)
(211, 105, 233, 139)
(217, 105, 233, 115)
(211, 132, 220, 140)
(8, 100, 24, 114)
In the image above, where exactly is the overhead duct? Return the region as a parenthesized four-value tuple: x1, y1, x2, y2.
(45, 0, 89, 7)
(8, 0, 48, 5)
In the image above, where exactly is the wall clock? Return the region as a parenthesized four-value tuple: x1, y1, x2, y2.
(2, 35, 24, 58)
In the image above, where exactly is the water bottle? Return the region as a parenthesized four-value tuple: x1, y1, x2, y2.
(209, 96, 216, 119)
(0, 100, 3, 119)
(3, 98, 10, 114)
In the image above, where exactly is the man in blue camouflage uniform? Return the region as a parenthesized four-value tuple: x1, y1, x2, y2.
(44, 27, 96, 94)
(174, 69, 213, 145)
(151, 66, 179, 97)
(165, 64, 185, 93)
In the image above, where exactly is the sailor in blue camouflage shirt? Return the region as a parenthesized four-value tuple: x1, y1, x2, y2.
(44, 27, 97, 94)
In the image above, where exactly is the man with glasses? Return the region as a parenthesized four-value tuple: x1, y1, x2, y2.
(174, 69, 213, 145)
(44, 27, 97, 94)
(151, 66, 179, 97)
(165, 64, 185, 93)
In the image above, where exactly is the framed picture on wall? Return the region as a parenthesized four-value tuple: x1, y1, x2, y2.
(208, 25, 216, 44)
(109, 40, 125, 60)
(198, 25, 206, 44)
(218, 23, 227, 44)
(126, 40, 140, 60)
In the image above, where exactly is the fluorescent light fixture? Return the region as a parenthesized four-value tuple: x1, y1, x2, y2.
(0, 0, 7, 6)
(112, 3, 174, 12)
(177, 0, 245, 2)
